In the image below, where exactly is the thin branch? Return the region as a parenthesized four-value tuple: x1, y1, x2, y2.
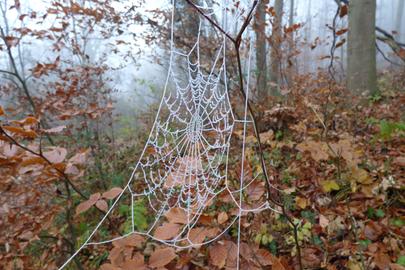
(186, 2, 303, 269)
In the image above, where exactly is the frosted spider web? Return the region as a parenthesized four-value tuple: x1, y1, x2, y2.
(59, 1, 280, 269)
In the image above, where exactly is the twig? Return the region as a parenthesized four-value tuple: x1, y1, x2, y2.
(186, 2, 303, 270)
(0, 125, 121, 232)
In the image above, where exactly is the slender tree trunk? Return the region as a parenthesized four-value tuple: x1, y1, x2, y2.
(287, 0, 295, 85)
(270, 0, 283, 95)
(347, 0, 377, 95)
(395, 0, 404, 42)
(255, 0, 268, 97)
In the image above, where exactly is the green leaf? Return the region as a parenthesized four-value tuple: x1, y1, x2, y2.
(391, 218, 405, 227)
(321, 180, 340, 193)
(375, 209, 385, 218)
(397, 255, 405, 266)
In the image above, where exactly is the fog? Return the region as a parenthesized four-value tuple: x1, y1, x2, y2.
(1, 0, 404, 113)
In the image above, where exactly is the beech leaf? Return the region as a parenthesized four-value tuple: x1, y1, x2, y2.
(102, 187, 123, 200)
(148, 247, 176, 268)
(154, 222, 181, 240)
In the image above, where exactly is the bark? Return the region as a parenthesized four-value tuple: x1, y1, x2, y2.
(395, 0, 404, 42)
(270, 0, 284, 95)
(347, 0, 377, 95)
(287, 0, 295, 84)
(255, 0, 268, 97)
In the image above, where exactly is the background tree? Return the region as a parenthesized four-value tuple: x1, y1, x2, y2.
(255, 0, 268, 97)
(270, 0, 284, 95)
(347, 0, 377, 94)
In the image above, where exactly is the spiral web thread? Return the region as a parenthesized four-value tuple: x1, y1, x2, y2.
(59, 1, 279, 269)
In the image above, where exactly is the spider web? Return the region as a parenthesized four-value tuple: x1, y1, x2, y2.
(59, 1, 279, 269)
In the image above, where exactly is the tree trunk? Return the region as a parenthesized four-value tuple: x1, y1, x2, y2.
(255, 0, 268, 97)
(287, 0, 295, 85)
(347, 0, 377, 95)
(395, 0, 404, 42)
(270, 0, 283, 95)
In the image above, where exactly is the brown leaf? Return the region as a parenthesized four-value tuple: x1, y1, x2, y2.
(43, 147, 67, 164)
(373, 251, 391, 270)
(165, 207, 187, 224)
(246, 181, 265, 201)
(255, 249, 274, 266)
(43, 126, 66, 134)
(2, 125, 37, 139)
(189, 227, 209, 244)
(102, 187, 123, 200)
(122, 253, 146, 270)
(209, 243, 228, 268)
(154, 223, 181, 240)
(364, 221, 383, 241)
(0, 106, 4, 116)
(217, 212, 228, 224)
(148, 247, 176, 268)
(96, 199, 108, 212)
(100, 264, 120, 270)
(76, 193, 101, 215)
(113, 234, 144, 248)
(339, 5, 348, 17)
(5, 36, 19, 47)
(68, 150, 88, 165)
(297, 140, 329, 162)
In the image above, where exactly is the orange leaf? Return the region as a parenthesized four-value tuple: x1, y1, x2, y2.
(165, 207, 187, 224)
(20, 157, 46, 167)
(96, 199, 108, 212)
(148, 247, 176, 268)
(336, 28, 348, 36)
(76, 193, 101, 215)
(0, 106, 4, 116)
(102, 187, 123, 200)
(2, 125, 37, 139)
(339, 5, 348, 17)
(154, 223, 181, 240)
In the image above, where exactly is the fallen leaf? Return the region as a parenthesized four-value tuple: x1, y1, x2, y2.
(209, 243, 227, 268)
(154, 223, 181, 240)
(96, 199, 108, 212)
(122, 253, 146, 270)
(297, 140, 329, 162)
(218, 212, 228, 224)
(165, 207, 187, 224)
(149, 247, 176, 268)
(102, 187, 123, 200)
(43, 147, 67, 164)
(296, 197, 308, 209)
(321, 180, 340, 193)
(43, 125, 66, 133)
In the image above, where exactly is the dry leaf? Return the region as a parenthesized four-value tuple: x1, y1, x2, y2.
(43, 147, 67, 164)
(113, 234, 144, 248)
(154, 223, 181, 240)
(102, 187, 123, 200)
(165, 207, 187, 224)
(95, 199, 108, 212)
(149, 247, 176, 268)
(76, 193, 101, 215)
(210, 243, 227, 268)
(297, 140, 329, 162)
(217, 212, 228, 224)
(122, 253, 146, 270)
